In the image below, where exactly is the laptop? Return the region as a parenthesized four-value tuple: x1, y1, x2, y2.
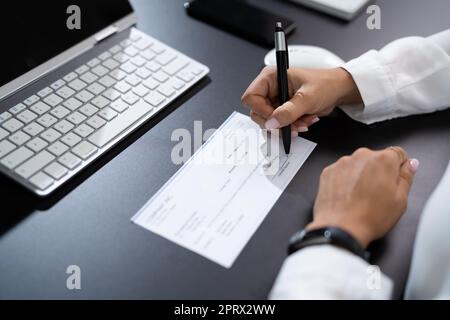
(0, 0, 209, 196)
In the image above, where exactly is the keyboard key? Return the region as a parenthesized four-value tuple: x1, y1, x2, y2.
(86, 82, 106, 95)
(132, 84, 150, 97)
(16, 110, 38, 124)
(130, 55, 146, 67)
(29, 172, 54, 190)
(150, 43, 166, 54)
(44, 93, 63, 107)
(75, 90, 94, 103)
(74, 123, 94, 138)
(135, 67, 152, 80)
(133, 38, 152, 50)
(102, 58, 119, 70)
(72, 141, 97, 160)
(120, 61, 137, 74)
(120, 39, 132, 47)
(63, 72, 78, 82)
(9, 131, 31, 145)
(50, 79, 66, 90)
(152, 70, 169, 83)
(91, 96, 110, 109)
(44, 162, 68, 180)
(37, 114, 58, 128)
(24, 95, 40, 106)
(9, 103, 26, 115)
(23, 122, 45, 136)
(15, 150, 55, 179)
(67, 111, 87, 125)
(75, 65, 89, 75)
(140, 49, 156, 61)
(88, 100, 154, 148)
(37, 87, 53, 98)
(54, 119, 75, 134)
(0, 146, 34, 170)
(0, 111, 13, 123)
(190, 64, 206, 75)
(113, 52, 130, 63)
(167, 78, 185, 90)
(114, 81, 131, 94)
(30, 101, 51, 115)
(68, 79, 87, 91)
(122, 92, 139, 105)
(41, 128, 61, 143)
(157, 84, 176, 97)
(144, 91, 165, 107)
(109, 69, 127, 81)
(109, 45, 122, 54)
(87, 57, 101, 68)
(79, 103, 99, 117)
(26, 137, 48, 152)
(163, 58, 189, 76)
(61, 132, 82, 147)
(102, 88, 122, 101)
(124, 46, 139, 57)
(145, 60, 161, 72)
(177, 69, 195, 82)
(0, 127, 8, 140)
(86, 115, 106, 129)
(47, 141, 69, 156)
(0, 140, 16, 158)
(80, 71, 98, 84)
(2, 118, 24, 132)
(110, 100, 129, 113)
(142, 77, 160, 90)
(99, 51, 112, 61)
(98, 107, 118, 121)
(58, 152, 82, 169)
(99, 75, 116, 88)
(92, 65, 109, 77)
(56, 86, 76, 99)
(51, 105, 71, 119)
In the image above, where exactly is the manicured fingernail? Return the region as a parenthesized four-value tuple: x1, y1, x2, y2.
(410, 159, 420, 173)
(291, 131, 298, 138)
(265, 118, 281, 130)
(298, 127, 309, 133)
(311, 116, 320, 124)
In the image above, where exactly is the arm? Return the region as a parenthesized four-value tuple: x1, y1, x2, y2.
(341, 29, 450, 124)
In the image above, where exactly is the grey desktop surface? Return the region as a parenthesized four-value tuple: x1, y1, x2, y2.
(0, 0, 449, 299)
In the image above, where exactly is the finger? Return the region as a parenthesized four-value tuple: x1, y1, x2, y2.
(293, 115, 320, 131)
(241, 67, 278, 118)
(266, 89, 315, 129)
(396, 158, 419, 200)
(250, 111, 267, 129)
(384, 146, 409, 167)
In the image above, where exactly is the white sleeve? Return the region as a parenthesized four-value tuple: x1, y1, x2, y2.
(340, 29, 450, 124)
(269, 245, 393, 300)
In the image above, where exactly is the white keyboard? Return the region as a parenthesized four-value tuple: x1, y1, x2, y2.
(0, 28, 209, 196)
(288, 0, 371, 20)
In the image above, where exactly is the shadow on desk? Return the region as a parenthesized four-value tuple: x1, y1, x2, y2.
(0, 76, 211, 237)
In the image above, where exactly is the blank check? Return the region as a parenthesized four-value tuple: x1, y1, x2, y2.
(132, 112, 316, 268)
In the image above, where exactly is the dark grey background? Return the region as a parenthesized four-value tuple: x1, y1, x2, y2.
(1, 0, 449, 299)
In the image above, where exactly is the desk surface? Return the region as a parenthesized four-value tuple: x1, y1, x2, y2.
(1, 0, 450, 299)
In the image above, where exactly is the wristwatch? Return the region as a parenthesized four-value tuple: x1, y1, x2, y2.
(288, 227, 370, 261)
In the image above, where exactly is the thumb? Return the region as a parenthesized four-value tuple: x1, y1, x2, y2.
(265, 91, 314, 129)
(397, 158, 419, 199)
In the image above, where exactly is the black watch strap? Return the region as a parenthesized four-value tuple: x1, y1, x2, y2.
(288, 227, 370, 261)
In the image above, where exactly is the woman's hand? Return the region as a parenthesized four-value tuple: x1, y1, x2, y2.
(308, 147, 420, 248)
(241, 67, 362, 134)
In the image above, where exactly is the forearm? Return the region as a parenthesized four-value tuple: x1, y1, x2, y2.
(339, 29, 450, 124)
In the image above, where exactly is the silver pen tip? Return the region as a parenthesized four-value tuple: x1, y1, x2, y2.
(276, 22, 282, 28)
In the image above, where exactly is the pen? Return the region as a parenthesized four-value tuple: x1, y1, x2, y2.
(275, 22, 291, 154)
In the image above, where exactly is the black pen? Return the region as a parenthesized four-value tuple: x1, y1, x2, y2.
(275, 22, 291, 154)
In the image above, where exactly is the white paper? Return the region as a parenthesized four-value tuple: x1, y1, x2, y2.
(132, 112, 316, 268)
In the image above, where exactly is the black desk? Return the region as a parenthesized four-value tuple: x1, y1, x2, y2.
(1, 0, 449, 299)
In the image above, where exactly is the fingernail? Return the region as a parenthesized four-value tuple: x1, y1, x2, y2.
(265, 118, 281, 130)
(299, 127, 309, 133)
(311, 116, 320, 124)
(291, 131, 298, 138)
(410, 159, 420, 173)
